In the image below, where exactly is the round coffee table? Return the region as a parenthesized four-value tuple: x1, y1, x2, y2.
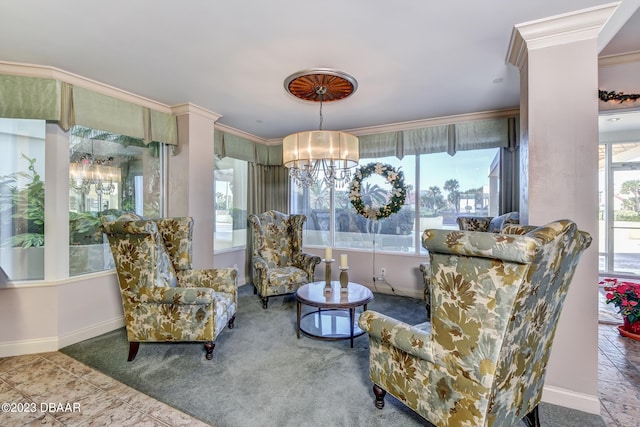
(296, 281, 373, 348)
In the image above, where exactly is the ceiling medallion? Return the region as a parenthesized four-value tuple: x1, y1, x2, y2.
(284, 68, 358, 103)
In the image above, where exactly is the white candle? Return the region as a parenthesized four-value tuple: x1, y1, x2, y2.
(325, 247, 332, 261)
(340, 254, 348, 268)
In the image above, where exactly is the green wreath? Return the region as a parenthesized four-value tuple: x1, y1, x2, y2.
(349, 162, 407, 220)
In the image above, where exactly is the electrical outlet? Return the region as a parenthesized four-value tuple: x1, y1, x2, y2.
(381, 268, 386, 277)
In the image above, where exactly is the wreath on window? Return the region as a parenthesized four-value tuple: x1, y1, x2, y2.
(349, 162, 407, 220)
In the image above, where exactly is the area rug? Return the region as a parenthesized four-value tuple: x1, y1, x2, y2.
(61, 285, 605, 427)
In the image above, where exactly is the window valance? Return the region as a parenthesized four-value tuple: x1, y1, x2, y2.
(0, 74, 177, 145)
(359, 117, 513, 159)
(214, 129, 282, 165)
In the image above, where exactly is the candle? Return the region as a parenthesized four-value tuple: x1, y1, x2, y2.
(340, 254, 348, 268)
(325, 247, 332, 261)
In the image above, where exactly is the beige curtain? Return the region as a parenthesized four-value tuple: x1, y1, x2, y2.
(247, 163, 290, 215)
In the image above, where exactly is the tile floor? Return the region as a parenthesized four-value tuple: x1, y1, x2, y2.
(0, 324, 638, 426)
(0, 351, 208, 426)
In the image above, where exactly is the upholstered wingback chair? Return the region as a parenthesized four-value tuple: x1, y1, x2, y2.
(248, 210, 321, 309)
(101, 215, 238, 361)
(359, 219, 591, 427)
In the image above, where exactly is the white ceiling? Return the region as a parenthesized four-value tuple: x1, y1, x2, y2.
(1, 1, 639, 141)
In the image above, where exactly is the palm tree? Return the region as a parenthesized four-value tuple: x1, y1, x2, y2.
(444, 179, 461, 214)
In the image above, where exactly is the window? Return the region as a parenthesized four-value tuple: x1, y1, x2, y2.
(0, 118, 46, 281)
(292, 147, 501, 254)
(214, 156, 248, 251)
(68, 126, 165, 276)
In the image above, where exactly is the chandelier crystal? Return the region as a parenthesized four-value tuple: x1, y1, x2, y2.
(282, 69, 359, 188)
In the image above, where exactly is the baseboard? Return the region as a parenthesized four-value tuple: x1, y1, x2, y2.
(0, 316, 125, 358)
(58, 316, 125, 349)
(542, 384, 601, 415)
(0, 336, 58, 358)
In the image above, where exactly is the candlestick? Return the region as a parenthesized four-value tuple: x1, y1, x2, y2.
(324, 258, 334, 287)
(339, 266, 349, 292)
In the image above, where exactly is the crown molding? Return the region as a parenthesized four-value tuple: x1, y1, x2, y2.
(599, 50, 640, 67)
(0, 60, 175, 114)
(215, 123, 270, 145)
(171, 103, 222, 122)
(344, 108, 520, 136)
(507, 3, 620, 68)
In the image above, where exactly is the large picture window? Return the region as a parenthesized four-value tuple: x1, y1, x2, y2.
(0, 118, 46, 281)
(68, 126, 165, 276)
(292, 147, 501, 254)
(214, 156, 248, 251)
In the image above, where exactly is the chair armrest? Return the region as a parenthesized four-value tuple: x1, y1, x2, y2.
(144, 286, 213, 305)
(294, 252, 321, 276)
(176, 267, 238, 295)
(358, 311, 433, 362)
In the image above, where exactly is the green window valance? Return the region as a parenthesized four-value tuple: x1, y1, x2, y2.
(0, 75, 61, 121)
(215, 129, 282, 166)
(359, 117, 512, 159)
(0, 74, 177, 145)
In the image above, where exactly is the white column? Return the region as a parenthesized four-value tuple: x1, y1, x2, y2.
(506, 4, 618, 414)
(169, 104, 221, 269)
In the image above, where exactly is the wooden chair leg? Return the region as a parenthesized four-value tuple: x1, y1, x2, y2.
(228, 315, 236, 329)
(262, 297, 268, 309)
(204, 341, 215, 360)
(127, 342, 140, 361)
(373, 384, 386, 409)
(523, 405, 540, 427)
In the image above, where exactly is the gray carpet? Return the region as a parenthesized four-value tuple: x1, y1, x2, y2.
(61, 285, 605, 427)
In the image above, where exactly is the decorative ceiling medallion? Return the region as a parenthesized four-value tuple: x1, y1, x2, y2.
(284, 68, 358, 102)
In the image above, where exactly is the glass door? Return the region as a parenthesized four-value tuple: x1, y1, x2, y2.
(599, 138, 640, 277)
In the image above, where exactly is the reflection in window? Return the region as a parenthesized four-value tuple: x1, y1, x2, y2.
(68, 126, 164, 276)
(0, 118, 46, 281)
(214, 156, 248, 251)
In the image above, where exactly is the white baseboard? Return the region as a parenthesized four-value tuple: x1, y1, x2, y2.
(58, 316, 125, 349)
(542, 384, 601, 415)
(0, 336, 58, 358)
(0, 316, 125, 358)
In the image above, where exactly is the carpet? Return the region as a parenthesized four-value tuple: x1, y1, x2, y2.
(61, 285, 605, 427)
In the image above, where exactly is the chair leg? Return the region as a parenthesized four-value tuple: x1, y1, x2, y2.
(228, 315, 236, 329)
(204, 341, 215, 360)
(373, 384, 386, 409)
(253, 285, 257, 294)
(127, 342, 140, 362)
(523, 405, 540, 427)
(262, 297, 268, 309)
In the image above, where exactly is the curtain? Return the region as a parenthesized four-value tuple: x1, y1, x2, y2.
(500, 117, 520, 214)
(247, 163, 290, 215)
(0, 75, 61, 120)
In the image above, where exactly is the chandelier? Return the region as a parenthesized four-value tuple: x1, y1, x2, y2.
(282, 68, 359, 188)
(70, 156, 121, 195)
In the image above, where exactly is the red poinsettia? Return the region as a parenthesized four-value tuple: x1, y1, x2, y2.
(601, 278, 640, 324)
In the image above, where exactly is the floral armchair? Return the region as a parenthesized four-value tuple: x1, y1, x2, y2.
(248, 210, 321, 309)
(359, 219, 591, 427)
(101, 215, 238, 361)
